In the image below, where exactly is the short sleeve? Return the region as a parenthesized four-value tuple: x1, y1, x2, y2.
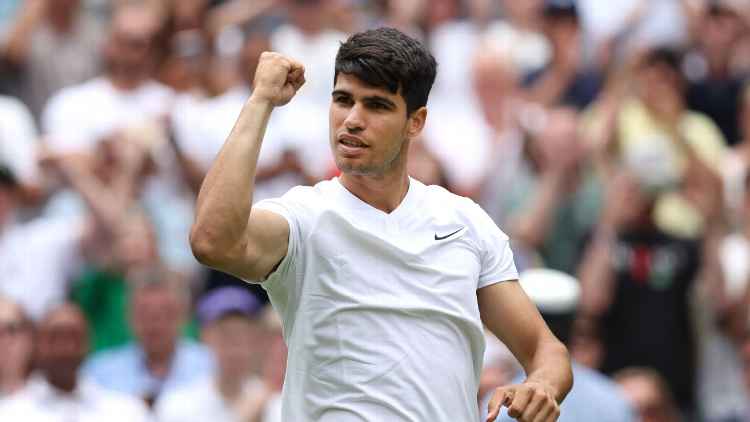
(471, 203, 519, 289)
(253, 187, 311, 333)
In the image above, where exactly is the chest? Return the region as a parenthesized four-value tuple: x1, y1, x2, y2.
(302, 212, 481, 304)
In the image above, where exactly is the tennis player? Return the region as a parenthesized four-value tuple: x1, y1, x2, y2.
(191, 27, 572, 422)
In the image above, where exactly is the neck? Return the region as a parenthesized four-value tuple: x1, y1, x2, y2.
(145, 345, 175, 378)
(339, 170, 410, 214)
(108, 73, 146, 91)
(46, 372, 77, 393)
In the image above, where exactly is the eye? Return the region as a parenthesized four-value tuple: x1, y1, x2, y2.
(367, 101, 389, 110)
(333, 95, 353, 106)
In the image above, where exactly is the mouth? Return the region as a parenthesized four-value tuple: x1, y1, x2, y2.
(338, 135, 368, 148)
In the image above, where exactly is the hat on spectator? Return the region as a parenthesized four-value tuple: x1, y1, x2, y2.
(543, 0, 578, 18)
(519, 268, 580, 343)
(197, 287, 263, 326)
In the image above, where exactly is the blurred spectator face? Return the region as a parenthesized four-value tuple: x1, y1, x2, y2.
(131, 282, 186, 358)
(531, 107, 582, 171)
(35, 304, 89, 386)
(0, 298, 33, 383)
(616, 370, 679, 422)
(115, 214, 159, 271)
(171, 0, 209, 31)
(637, 56, 684, 115)
(544, 13, 579, 51)
(424, 0, 460, 28)
(104, 4, 161, 78)
(501, 0, 543, 24)
(289, 0, 326, 34)
(202, 314, 265, 377)
(700, 5, 743, 55)
(472, 49, 519, 124)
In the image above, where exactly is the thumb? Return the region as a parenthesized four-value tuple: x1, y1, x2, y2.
(486, 387, 513, 422)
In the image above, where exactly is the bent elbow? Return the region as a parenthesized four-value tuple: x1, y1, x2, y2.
(189, 226, 222, 267)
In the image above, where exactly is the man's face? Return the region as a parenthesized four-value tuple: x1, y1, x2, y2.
(329, 74, 423, 177)
(618, 376, 675, 422)
(131, 287, 184, 356)
(202, 315, 265, 376)
(36, 306, 88, 380)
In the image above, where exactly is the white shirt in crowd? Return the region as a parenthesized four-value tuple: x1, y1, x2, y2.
(156, 376, 281, 422)
(0, 216, 84, 320)
(0, 95, 39, 184)
(256, 177, 518, 421)
(41, 76, 173, 154)
(0, 375, 150, 422)
(170, 85, 311, 202)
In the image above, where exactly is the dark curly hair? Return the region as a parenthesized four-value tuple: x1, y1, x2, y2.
(334, 27, 437, 116)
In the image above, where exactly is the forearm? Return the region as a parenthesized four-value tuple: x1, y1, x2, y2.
(578, 225, 617, 316)
(523, 338, 573, 403)
(191, 97, 274, 256)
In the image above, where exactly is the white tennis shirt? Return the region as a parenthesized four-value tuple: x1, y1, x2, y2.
(257, 177, 518, 421)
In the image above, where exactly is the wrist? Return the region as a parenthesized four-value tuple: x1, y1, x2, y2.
(246, 94, 275, 110)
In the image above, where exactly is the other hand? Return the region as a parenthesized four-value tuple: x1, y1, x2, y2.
(486, 381, 560, 422)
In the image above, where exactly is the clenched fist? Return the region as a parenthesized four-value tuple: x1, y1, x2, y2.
(251, 52, 306, 107)
(486, 382, 561, 422)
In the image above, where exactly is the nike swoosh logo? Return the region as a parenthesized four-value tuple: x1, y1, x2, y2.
(434, 228, 464, 241)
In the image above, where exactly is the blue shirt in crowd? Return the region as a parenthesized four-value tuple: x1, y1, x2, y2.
(82, 340, 214, 403)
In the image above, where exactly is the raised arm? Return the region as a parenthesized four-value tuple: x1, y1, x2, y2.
(190, 52, 305, 281)
(479, 281, 572, 422)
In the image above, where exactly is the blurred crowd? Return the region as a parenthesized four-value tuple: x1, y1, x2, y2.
(1, 0, 750, 421)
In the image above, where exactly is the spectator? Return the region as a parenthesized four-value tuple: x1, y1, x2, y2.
(500, 107, 601, 274)
(685, 0, 747, 146)
(424, 45, 520, 198)
(722, 84, 750, 227)
(1, 0, 101, 120)
(41, 1, 171, 156)
(614, 367, 681, 422)
(486, 268, 634, 422)
(523, 0, 602, 109)
(0, 296, 33, 397)
(156, 287, 283, 422)
(595, 47, 727, 239)
(577, 169, 723, 413)
(0, 303, 150, 421)
(0, 165, 84, 320)
(82, 273, 213, 407)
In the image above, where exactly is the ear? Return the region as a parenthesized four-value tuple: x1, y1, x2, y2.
(406, 106, 427, 141)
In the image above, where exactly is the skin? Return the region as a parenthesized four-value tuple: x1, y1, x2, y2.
(130, 285, 186, 378)
(0, 298, 33, 395)
(35, 304, 89, 393)
(190, 51, 571, 421)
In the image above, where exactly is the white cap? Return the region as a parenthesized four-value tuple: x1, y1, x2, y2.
(519, 268, 580, 314)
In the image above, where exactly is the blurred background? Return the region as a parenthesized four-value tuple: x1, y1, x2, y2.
(0, 0, 749, 421)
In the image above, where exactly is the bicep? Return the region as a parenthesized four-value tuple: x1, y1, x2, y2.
(477, 281, 555, 369)
(230, 208, 290, 282)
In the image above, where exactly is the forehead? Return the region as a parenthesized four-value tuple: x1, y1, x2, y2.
(333, 74, 404, 104)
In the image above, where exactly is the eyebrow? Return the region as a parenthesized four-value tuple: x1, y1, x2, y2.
(331, 90, 397, 108)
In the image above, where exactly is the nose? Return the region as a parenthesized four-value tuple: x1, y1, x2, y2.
(344, 104, 365, 132)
